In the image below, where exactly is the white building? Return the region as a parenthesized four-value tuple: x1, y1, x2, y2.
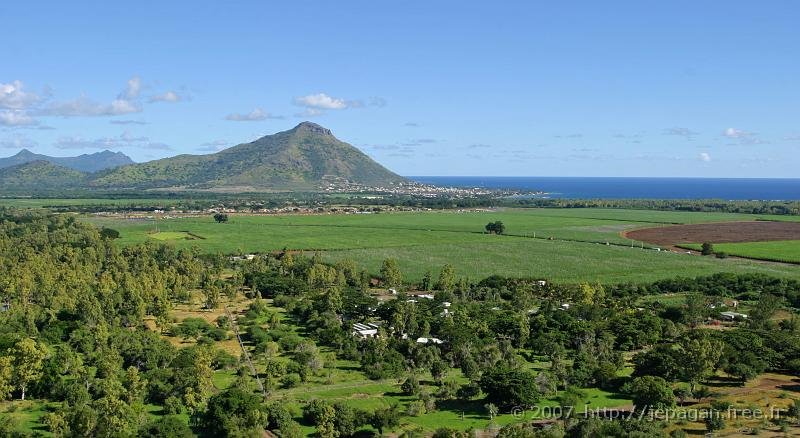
(720, 311, 748, 321)
(352, 322, 381, 338)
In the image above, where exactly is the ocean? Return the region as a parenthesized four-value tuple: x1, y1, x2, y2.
(408, 176, 800, 201)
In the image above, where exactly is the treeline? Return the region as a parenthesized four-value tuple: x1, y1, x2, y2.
(7, 191, 800, 216)
(505, 198, 800, 216)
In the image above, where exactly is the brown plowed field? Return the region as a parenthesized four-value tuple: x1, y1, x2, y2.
(624, 221, 800, 246)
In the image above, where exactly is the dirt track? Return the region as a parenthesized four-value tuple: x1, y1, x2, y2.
(623, 221, 800, 246)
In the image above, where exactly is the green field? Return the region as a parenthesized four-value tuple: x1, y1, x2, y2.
(683, 240, 800, 264)
(149, 231, 203, 241)
(83, 209, 800, 283)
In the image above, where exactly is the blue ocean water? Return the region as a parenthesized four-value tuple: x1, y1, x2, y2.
(408, 176, 800, 201)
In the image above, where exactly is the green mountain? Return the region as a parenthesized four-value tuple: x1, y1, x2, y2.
(90, 122, 406, 190)
(0, 149, 134, 172)
(0, 160, 87, 190)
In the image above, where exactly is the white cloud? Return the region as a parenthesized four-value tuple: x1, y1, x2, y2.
(723, 127, 752, 138)
(40, 77, 143, 117)
(119, 76, 142, 100)
(663, 127, 698, 139)
(293, 93, 348, 110)
(0, 80, 41, 109)
(148, 91, 183, 103)
(0, 135, 38, 149)
(110, 119, 147, 125)
(54, 131, 170, 150)
(722, 127, 767, 145)
(0, 110, 38, 126)
(225, 108, 280, 121)
(369, 97, 387, 107)
(699, 152, 711, 162)
(41, 96, 142, 117)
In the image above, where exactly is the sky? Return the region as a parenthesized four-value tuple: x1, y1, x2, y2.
(2, 1, 799, 177)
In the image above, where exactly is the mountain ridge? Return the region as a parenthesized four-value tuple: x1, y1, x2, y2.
(0, 149, 134, 173)
(0, 122, 406, 193)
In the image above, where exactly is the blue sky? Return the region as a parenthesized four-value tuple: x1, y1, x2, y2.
(2, 1, 799, 177)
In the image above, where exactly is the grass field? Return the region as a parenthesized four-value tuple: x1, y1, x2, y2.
(683, 240, 800, 264)
(81, 209, 800, 283)
(148, 231, 202, 241)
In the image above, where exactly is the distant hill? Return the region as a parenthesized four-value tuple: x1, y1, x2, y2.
(0, 161, 87, 190)
(90, 122, 406, 190)
(0, 122, 406, 193)
(0, 149, 134, 173)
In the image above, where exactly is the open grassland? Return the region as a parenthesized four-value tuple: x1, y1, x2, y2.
(148, 231, 201, 241)
(683, 240, 800, 264)
(323, 239, 800, 283)
(84, 208, 800, 283)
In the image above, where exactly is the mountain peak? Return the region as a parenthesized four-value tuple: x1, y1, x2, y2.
(293, 121, 332, 136)
(15, 149, 35, 157)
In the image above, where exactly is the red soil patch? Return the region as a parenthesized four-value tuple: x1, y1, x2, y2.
(623, 221, 800, 246)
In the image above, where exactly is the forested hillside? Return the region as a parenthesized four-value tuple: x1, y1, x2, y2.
(2, 212, 800, 437)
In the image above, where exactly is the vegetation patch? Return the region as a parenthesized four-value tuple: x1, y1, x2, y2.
(681, 240, 800, 264)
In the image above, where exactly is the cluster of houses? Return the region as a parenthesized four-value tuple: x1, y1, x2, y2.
(351, 294, 452, 344)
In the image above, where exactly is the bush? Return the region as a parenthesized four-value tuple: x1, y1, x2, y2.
(281, 373, 301, 388)
(406, 400, 426, 417)
(164, 395, 185, 415)
(401, 375, 421, 395)
(715, 252, 728, 259)
(139, 416, 193, 438)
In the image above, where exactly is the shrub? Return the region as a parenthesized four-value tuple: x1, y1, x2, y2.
(281, 373, 301, 388)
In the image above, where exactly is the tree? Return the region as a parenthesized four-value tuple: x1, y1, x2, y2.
(370, 405, 401, 435)
(213, 213, 229, 223)
(420, 271, 432, 291)
(93, 395, 136, 437)
(100, 227, 120, 239)
(0, 356, 12, 401)
(626, 376, 676, 411)
(42, 412, 68, 437)
(401, 374, 421, 395)
(749, 293, 783, 330)
(479, 367, 541, 408)
(485, 221, 506, 235)
(314, 403, 337, 438)
(678, 336, 722, 392)
(139, 415, 194, 438)
(203, 282, 221, 310)
(380, 258, 403, 288)
(704, 412, 725, 434)
(8, 338, 46, 400)
(700, 242, 714, 255)
(430, 359, 448, 384)
(197, 387, 267, 437)
(436, 264, 456, 292)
